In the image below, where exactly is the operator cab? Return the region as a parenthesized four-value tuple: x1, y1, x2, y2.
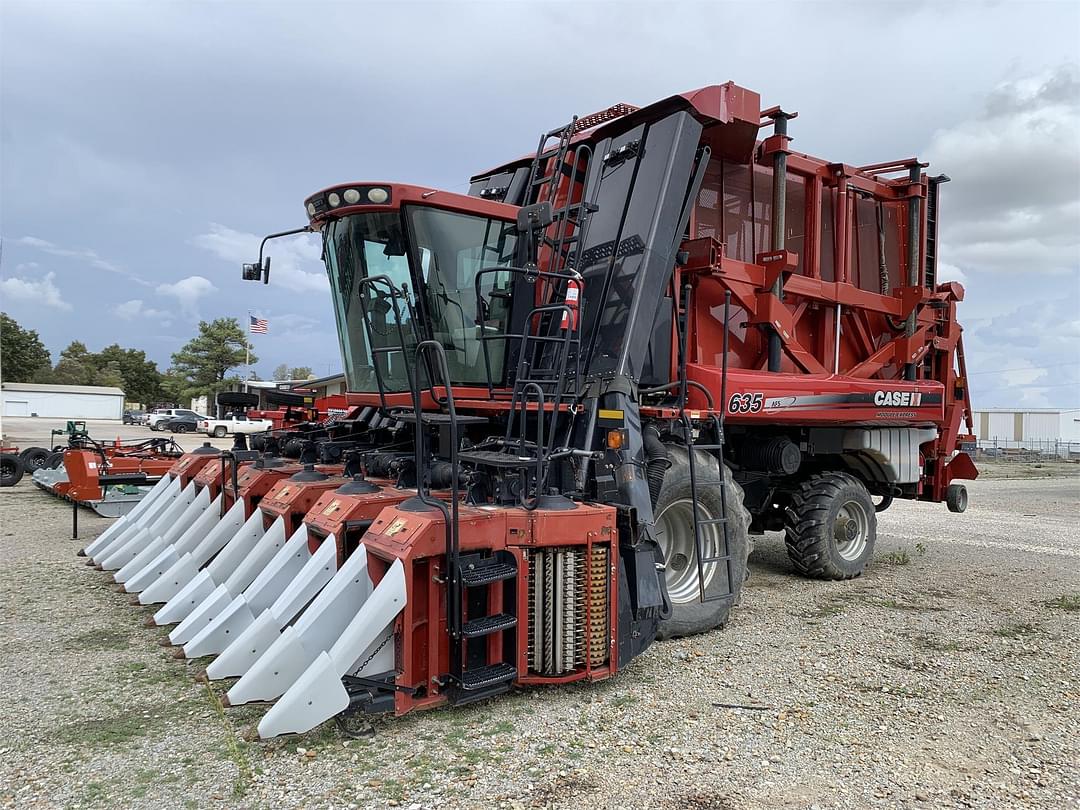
(290, 184, 524, 398)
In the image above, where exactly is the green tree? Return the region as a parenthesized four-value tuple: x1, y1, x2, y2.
(272, 363, 290, 381)
(52, 356, 94, 385)
(94, 344, 162, 402)
(94, 360, 126, 389)
(170, 318, 254, 397)
(60, 341, 90, 362)
(289, 366, 313, 380)
(0, 313, 52, 381)
(158, 368, 189, 405)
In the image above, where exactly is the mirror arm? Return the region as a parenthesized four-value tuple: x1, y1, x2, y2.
(246, 226, 313, 284)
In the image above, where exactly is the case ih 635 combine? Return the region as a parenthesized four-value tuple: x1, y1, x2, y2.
(82, 81, 976, 738)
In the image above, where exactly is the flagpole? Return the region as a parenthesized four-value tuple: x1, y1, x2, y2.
(245, 310, 251, 381)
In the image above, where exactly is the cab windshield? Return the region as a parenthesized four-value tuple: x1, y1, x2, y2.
(324, 207, 517, 393)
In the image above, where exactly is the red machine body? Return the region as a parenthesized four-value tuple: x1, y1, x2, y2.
(257, 470, 347, 537)
(357, 500, 617, 715)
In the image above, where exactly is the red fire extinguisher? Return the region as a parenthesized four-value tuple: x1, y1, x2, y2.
(561, 279, 581, 330)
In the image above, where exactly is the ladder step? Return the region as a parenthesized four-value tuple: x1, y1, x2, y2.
(460, 560, 518, 586)
(694, 517, 728, 526)
(460, 662, 517, 691)
(462, 613, 517, 638)
(692, 443, 724, 451)
(700, 554, 734, 564)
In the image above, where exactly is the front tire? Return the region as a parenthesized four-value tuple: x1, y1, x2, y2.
(784, 471, 876, 580)
(654, 445, 751, 640)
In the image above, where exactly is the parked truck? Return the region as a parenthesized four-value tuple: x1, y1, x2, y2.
(81, 80, 976, 738)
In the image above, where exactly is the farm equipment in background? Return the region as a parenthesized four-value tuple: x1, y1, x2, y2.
(77, 80, 977, 738)
(30, 432, 185, 517)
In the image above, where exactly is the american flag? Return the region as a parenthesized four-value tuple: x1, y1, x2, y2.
(249, 315, 268, 334)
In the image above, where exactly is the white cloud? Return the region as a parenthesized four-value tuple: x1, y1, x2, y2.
(112, 298, 172, 325)
(925, 65, 1080, 277)
(16, 235, 151, 285)
(155, 275, 217, 316)
(192, 223, 327, 293)
(0, 271, 72, 311)
(936, 261, 966, 285)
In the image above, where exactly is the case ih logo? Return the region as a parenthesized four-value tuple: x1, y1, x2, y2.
(874, 390, 923, 407)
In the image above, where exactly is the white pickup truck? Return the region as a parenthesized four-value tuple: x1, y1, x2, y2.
(198, 414, 273, 438)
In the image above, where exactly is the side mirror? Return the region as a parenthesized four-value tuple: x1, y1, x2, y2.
(241, 256, 271, 284)
(516, 201, 553, 234)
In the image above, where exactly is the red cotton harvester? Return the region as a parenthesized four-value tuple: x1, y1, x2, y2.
(80, 80, 976, 738)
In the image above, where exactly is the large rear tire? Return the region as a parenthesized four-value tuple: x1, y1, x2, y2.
(213, 426, 228, 438)
(654, 445, 751, 640)
(1, 453, 24, 487)
(44, 451, 65, 469)
(784, 471, 876, 580)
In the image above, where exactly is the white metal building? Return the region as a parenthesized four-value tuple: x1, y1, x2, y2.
(0, 382, 125, 419)
(972, 408, 1078, 442)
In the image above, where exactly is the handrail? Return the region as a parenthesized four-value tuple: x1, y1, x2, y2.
(409, 340, 464, 678)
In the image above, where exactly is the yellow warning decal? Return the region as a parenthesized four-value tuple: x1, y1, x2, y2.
(386, 517, 408, 536)
(277, 486, 291, 499)
(598, 409, 624, 421)
(321, 499, 341, 516)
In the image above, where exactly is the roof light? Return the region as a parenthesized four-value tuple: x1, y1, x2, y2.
(367, 187, 389, 204)
(327, 192, 341, 207)
(342, 188, 361, 204)
(306, 203, 316, 217)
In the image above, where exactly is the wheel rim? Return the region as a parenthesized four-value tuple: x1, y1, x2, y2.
(655, 498, 720, 603)
(833, 499, 870, 561)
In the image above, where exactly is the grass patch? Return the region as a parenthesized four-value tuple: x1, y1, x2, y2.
(82, 781, 108, 805)
(910, 634, 963, 653)
(65, 628, 132, 651)
(483, 719, 514, 736)
(1043, 594, 1080, 612)
(202, 681, 254, 798)
(56, 711, 158, 747)
(804, 599, 846, 619)
(608, 694, 637, 708)
(881, 549, 912, 566)
(866, 596, 945, 613)
(992, 622, 1039, 639)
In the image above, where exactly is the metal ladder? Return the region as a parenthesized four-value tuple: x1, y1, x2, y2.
(409, 341, 518, 694)
(676, 286, 736, 604)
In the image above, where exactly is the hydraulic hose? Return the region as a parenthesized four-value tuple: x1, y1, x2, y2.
(643, 424, 670, 509)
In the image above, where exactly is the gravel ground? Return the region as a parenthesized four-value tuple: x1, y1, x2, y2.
(0, 473, 1077, 810)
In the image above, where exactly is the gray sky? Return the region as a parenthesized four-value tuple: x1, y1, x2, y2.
(1, 0, 1078, 408)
